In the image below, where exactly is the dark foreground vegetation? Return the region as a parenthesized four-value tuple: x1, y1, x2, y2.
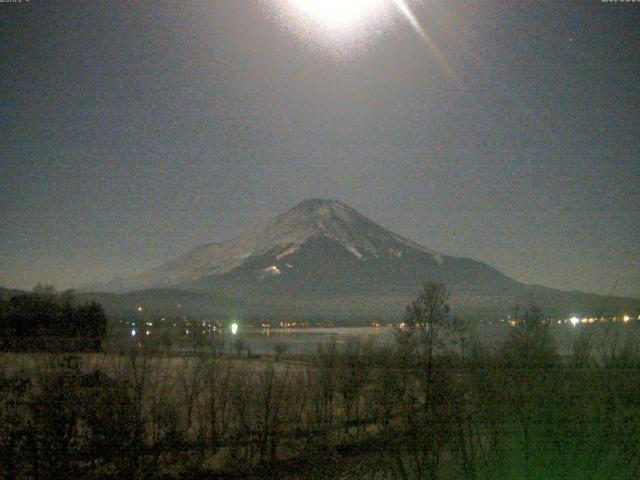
(0, 286, 107, 352)
(1, 283, 639, 479)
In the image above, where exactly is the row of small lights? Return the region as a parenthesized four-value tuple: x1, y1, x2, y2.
(132, 305, 637, 334)
(132, 305, 238, 338)
(567, 315, 636, 326)
(504, 315, 637, 327)
(131, 322, 238, 338)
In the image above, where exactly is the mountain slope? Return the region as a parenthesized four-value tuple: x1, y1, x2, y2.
(117, 199, 518, 294)
(99, 199, 637, 320)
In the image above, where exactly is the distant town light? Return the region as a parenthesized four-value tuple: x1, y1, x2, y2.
(231, 323, 239, 335)
(137, 306, 143, 312)
(146, 330, 150, 336)
(131, 329, 136, 337)
(623, 315, 630, 323)
(570, 316, 580, 327)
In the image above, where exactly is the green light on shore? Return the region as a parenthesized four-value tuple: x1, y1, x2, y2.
(231, 323, 238, 335)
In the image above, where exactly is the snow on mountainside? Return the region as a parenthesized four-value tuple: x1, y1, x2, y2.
(85, 199, 638, 320)
(117, 199, 449, 291)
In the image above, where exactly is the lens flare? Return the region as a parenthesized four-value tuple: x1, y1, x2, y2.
(292, 0, 385, 30)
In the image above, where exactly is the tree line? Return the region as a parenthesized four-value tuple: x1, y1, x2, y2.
(0, 282, 639, 478)
(0, 285, 107, 352)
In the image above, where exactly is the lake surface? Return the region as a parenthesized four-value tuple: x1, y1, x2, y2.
(235, 327, 396, 355)
(229, 322, 639, 357)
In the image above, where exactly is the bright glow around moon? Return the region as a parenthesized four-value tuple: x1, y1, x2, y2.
(270, 0, 432, 58)
(292, 0, 386, 30)
(271, 0, 393, 52)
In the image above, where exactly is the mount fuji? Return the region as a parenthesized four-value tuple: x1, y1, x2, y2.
(91, 199, 636, 320)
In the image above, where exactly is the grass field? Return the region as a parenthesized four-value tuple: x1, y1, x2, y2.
(2, 319, 640, 478)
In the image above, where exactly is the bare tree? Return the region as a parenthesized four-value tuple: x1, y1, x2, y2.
(234, 338, 247, 358)
(496, 305, 558, 479)
(273, 342, 289, 362)
(256, 364, 290, 463)
(392, 282, 466, 480)
(315, 340, 339, 429)
(370, 344, 405, 430)
(177, 357, 205, 437)
(228, 366, 255, 465)
(337, 337, 371, 438)
(202, 356, 232, 452)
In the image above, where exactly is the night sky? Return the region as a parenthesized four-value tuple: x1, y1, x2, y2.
(1, 1, 638, 297)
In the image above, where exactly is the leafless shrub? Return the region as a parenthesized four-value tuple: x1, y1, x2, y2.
(273, 342, 289, 361)
(336, 337, 371, 438)
(202, 355, 232, 452)
(228, 365, 256, 465)
(255, 363, 290, 463)
(319, 340, 341, 422)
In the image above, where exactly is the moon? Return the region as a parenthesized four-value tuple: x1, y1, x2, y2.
(291, 0, 386, 31)
(270, 0, 428, 56)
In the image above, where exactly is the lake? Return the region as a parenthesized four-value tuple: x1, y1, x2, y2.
(228, 322, 639, 357)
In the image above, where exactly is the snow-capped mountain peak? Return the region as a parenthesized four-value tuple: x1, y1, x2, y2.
(114, 199, 445, 290)
(82, 199, 635, 322)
